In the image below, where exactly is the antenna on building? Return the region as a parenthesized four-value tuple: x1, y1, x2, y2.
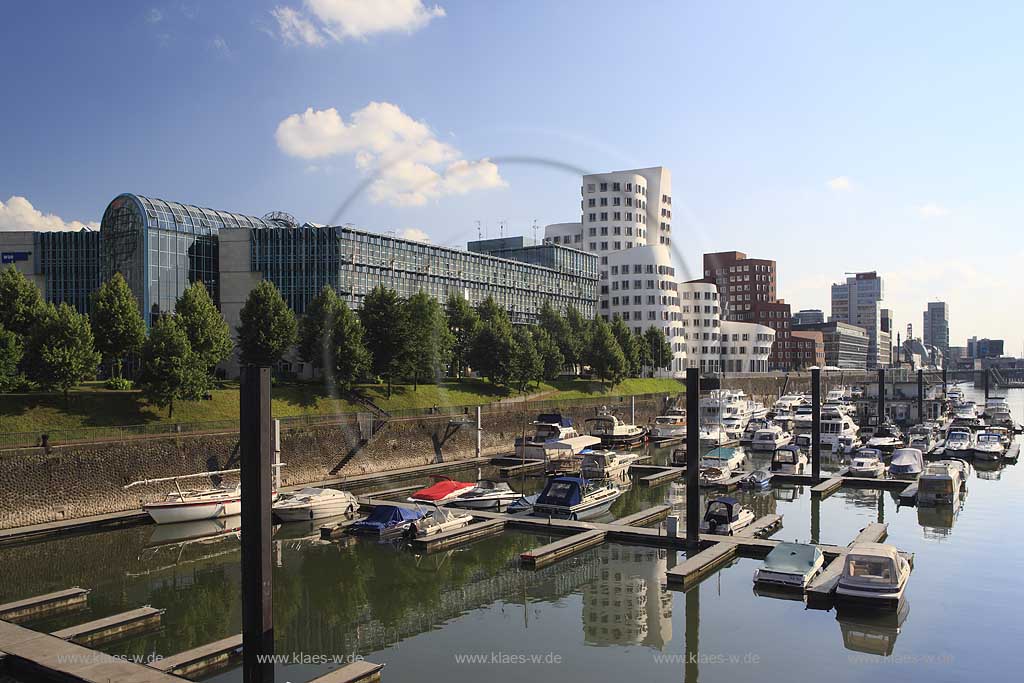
(476, 220, 482, 240)
(499, 219, 506, 238)
(532, 219, 538, 242)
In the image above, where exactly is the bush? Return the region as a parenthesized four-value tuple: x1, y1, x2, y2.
(105, 376, 134, 390)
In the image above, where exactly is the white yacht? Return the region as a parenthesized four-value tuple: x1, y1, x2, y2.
(943, 429, 974, 458)
(907, 423, 938, 454)
(866, 424, 905, 453)
(585, 409, 647, 448)
(449, 480, 522, 511)
(741, 417, 770, 445)
(699, 424, 736, 447)
(946, 386, 965, 402)
(792, 404, 815, 431)
(983, 397, 1012, 427)
(773, 394, 807, 415)
(973, 431, 1005, 460)
(700, 390, 763, 438)
(699, 497, 755, 535)
(531, 476, 622, 520)
(751, 424, 793, 451)
(917, 460, 970, 506)
(141, 484, 242, 525)
(580, 450, 641, 480)
(273, 488, 358, 522)
(649, 413, 687, 441)
(515, 413, 580, 458)
(836, 543, 912, 606)
(771, 445, 808, 475)
(848, 449, 886, 478)
(820, 410, 859, 450)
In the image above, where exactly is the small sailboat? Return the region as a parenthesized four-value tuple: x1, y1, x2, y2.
(125, 469, 279, 525)
(273, 487, 359, 522)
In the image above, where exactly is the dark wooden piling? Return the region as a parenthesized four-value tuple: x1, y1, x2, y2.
(917, 369, 924, 423)
(811, 367, 821, 483)
(685, 368, 700, 545)
(877, 368, 886, 424)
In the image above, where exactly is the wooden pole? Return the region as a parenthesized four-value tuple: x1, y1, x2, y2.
(917, 370, 924, 425)
(811, 367, 821, 484)
(877, 368, 886, 425)
(685, 368, 700, 545)
(240, 366, 274, 683)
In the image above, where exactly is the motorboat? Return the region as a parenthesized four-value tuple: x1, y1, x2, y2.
(699, 466, 731, 487)
(835, 435, 861, 455)
(585, 409, 647, 448)
(751, 424, 793, 452)
(699, 424, 736, 447)
(946, 386, 965, 402)
(792, 404, 815, 432)
(917, 460, 970, 506)
(973, 431, 1005, 460)
(771, 445, 808, 475)
(847, 449, 886, 478)
(649, 413, 687, 441)
(543, 435, 604, 472)
(273, 487, 359, 522)
(531, 476, 622, 520)
(888, 448, 924, 480)
(794, 433, 813, 451)
(701, 446, 745, 472)
(351, 505, 425, 538)
(449, 480, 522, 511)
(836, 543, 912, 606)
(405, 505, 473, 539)
(408, 476, 475, 504)
(739, 469, 773, 490)
(699, 497, 755, 535)
(515, 413, 580, 458)
(754, 542, 824, 588)
(942, 429, 974, 458)
(580, 450, 640, 480)
(988, 426, 1012, 448)
(866, 423, 905, 453)
(820, 411, 859, 450)
(741, 417, 770, 445)
(907, 423, 937, 454)
(773, 394, 807, 415)
(983, 397, 1013, 427)
(507, 494, 538, 514)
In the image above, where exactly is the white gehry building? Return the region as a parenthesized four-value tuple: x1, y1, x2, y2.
(679, 281, 774, 374)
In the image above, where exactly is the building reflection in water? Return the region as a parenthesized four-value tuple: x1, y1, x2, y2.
(836, 598, 910, 656)
(917, 490, 967, 538)
(581, 545, 673, 648)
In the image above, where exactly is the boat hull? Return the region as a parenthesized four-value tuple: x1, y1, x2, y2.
(274, 500, 355, 522)
(532, 490, 621, 521)
(448, 494, 521, 510)
(145, 497, 241, 525)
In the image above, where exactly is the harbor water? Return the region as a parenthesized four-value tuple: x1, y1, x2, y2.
(1, 386, 1021, 682)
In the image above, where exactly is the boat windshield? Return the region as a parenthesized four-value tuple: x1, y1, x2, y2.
(978, 434, 1000, 444)
(706, 501, 732, 521)
(755, 431, 776, 440)
(844, 556, 894, 583)
(534, 425, 561, 440)
(774, 450, 797, 464)
(919, 478, 953, 494)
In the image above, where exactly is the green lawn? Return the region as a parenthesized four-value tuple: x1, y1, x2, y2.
(0, 377, 685, 437)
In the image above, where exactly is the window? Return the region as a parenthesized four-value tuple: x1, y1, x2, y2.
(613, 182, 620, 191)
(600, 182, 608, 191)
(587, 183, 595, 193)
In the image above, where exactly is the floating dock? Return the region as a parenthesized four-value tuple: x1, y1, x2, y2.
(51, 606, 164, 646)
(805, 522, 890, 609)
(410, 519, 506, 553)
(665, 542, 738, 591)
(152, 633, 242, 678)
(615, 505, 671, 527)
(520, 529, 606, 569)
(735, 514, 783, 538)
(0, 587, 90, 623)
(630, 464, 685, 486)
(495, 458, 547, 477)
(309, 660, 385, 683)
(810, 477, 843, 499)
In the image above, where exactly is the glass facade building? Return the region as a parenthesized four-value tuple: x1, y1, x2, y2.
(33, 230, 102, 314)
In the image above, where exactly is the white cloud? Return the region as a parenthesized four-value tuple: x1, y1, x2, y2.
(271, 0, 444, 45)
(276, 101, 505, 206)
(0, 196, 99, 232)
(916, 202, 950, 218)
(397, 227, 430, 242)
(146, 8, 163, 24)
(209, 35, 231, 56)
(826, 176, 852, 191)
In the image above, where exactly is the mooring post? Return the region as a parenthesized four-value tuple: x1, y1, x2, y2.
(631, 395, 636, 425)
(942, 367, 948, 397)
(685, 368, 700, 545)
(984, 368, 990, 400)
(810, 494, 821, 545)
(273, 419, 281, 492)
(877, 368, 886, 425)
(240, 366, 274, 683)
(811, 367, 821, 484)
(475, 406, 482, 459)
(917, 370, 924, 425)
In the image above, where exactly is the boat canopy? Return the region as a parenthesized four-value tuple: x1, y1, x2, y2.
(536, 477, 585, 507)
(410, 477, 472, 501)
(890, 449, 923, 471)
(536, 413, 573, 427)
(842, 543, 903, 589)
(360, 505, 423, 528)
(705, 497, 741, 522)
(764, 542, 823, 573)
(773, 446, 800, 464)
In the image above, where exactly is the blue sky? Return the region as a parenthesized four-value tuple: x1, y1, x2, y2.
(1, 1, 1022, 351)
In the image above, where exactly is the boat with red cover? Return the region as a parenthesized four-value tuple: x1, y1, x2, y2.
(407, 476, 475, 503)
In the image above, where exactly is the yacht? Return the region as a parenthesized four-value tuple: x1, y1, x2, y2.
(973, 431, 1005, 460)
(580, 450, 641, 480)
(774, 394, 807, 415)
(754, 542, 824, 588)
(700, 390, 763, 437)
(751, 424, 793, 451)
(888, 448, 924, 480)
(405, 505, 473, 539)
(699, 424, 736, 447)
(943, 429, 974, 458)
(847, 449, 886, 478)
(988, 426, 1012, 448)
(273, 488, 359, 522)
(820, 410, 859, 450)
(351, 505, 424, 538)
(531, 476, 622, 520)
(917, 460, 970, 506)
(515, 413, 580, 458)
(140, 483, 242, 525)
(836, 543, 912, 606)
(741, 417, 771, 445)
(866, 423, 905, 453)
(983, 397, 1013, 427)
(449, 480, 522, 511)
(701, 446, 745, 472)
(792, 404, 815, 431)
(907, 423, 937, 454)
(585, 409, 647, 448)
(649, 413, 688, 441)
(771, 445, 808, 475)
(699, 497, 755, 535)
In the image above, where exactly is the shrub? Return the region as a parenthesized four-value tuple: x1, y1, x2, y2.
(105, 376, 134, 391)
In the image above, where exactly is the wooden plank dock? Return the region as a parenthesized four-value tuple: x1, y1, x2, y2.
(664, 542, 738, 591)
(309, 660, 385, 683)
(735, 514, 783, 538)
(520, 529, 606, 569)
(152, 634, 242, 678)
(51, 606, 164, 646)
(497, 459, 547, 477)
(615, 505, 671, 527)
(899, 482, 919, 506)
(630, 465, 685, 487)
(0, 588, 90, 623)
(811, 477, 843, 499)
(410, 519, 506, 553)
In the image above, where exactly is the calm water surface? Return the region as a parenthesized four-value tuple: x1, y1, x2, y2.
(1, 386, 1021, 682)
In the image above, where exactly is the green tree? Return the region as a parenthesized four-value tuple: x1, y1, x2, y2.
(564, 305, 590, 373)
(0, 266, 45, 339)
(26, 303, 101, 399)
(175, 282, 233, 371)
(539, 301, 573, 375)
(610, 316, 641, 377)
(445, 293, 480, 379)
(509, 327, 542, 393)
(0, 324, 23, 392)
(634, 329, 654, 376)
(297, 285, 343, 372)
(91, 272, 145, 378)
(644, 326, 674, 372)
(470, 320, 515, 387)
(138, 317, 209, 418)
(358, 285, 410, 398)
(588, 316, 627, 386)
(531, 326, 564, 382)
(405, 290, 453, 389)
(476, 295, 508, 326)
(329, 300, 371, 391)
(237, 281, 297, 368)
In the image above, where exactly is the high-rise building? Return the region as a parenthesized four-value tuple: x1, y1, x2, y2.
(792, 321, 870, 370)
(829, 271, 892, 368)
(922, 301, 950, 362)
(967, 337, 1004, 358)
(793, 309, 824, 326)
(678, 281, 774, 373)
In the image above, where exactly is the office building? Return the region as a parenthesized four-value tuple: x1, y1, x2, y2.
(678, 281, 774, 373)
(829, 271, 892, 368)
(793, 309, 824, 326)
(0, 229, 102, 314)
(967, 337, 1004, 358)
(922, 301, 949, 362)
(792, 321, 870, 370)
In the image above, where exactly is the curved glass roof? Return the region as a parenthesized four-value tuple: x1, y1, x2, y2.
(104, 194, 282, 236)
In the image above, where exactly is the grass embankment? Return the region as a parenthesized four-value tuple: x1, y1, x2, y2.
(0, 377, 685, 436)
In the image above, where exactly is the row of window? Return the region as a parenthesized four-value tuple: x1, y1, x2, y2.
(587, 211, 647, 224)
(585, 181, 647, 195)
(586, 196, 647, 209)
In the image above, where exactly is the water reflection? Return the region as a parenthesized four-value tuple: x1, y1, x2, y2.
(836, 599, 910, 656)
(582, 546, 672, 648)
(916, 491, 967, 537)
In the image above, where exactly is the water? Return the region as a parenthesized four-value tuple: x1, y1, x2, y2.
(1, 386, 1021, 682)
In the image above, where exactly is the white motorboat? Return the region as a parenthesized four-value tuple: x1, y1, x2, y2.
(273, 487, 358, 522)
(943, 429, 974, 458)
(544, 435, 604, 472)
(973, 431, 1005, 460)
(983, 397, 1013, 427)
(585, 409, 647, 448)
(531, 476, 622, 520)
(699, 497, 755, 535)
(701, 447, 745, 472)
(580, 450, 640, 480)
(847, 449, 886, 478)
(449, 480, 522, 510)
(792, 404, 814, 431)
(408, 476, 475, 503)
(699, 466, 731, 487)
(988, 426, 1012, 448)
(351, 505, 425, 538)
(751, 424, 793, 451)
(907, 423, 938, 454)
(738, 469, 773, 490)
(754, 542, 824, 588)
(699, 424, 736, 447)
(946, 386, 965, 402)
(836, 543, 912, 606)
(835, 435, 862, 455)
(741, 417, 770, 445)
(820, 411, 859, 450)
(774, 394, 807, 414)
(649, 413, 687, 441)
(771, 445, 808, 475)
(515, 413, 581, 458)
(405, 505, 473, 539)
(888, 448, 924, 480)
(917, 460, 970, 506)
(866, 424, 905, 453)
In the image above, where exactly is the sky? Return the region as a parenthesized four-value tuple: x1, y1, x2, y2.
(1, 0, 1022, 352)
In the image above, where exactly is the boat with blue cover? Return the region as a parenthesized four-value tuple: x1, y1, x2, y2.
(351, 505, 424, 538)
(531, 475, 621, 520)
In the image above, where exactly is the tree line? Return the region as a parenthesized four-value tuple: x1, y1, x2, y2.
(0, 267, 674, 414)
